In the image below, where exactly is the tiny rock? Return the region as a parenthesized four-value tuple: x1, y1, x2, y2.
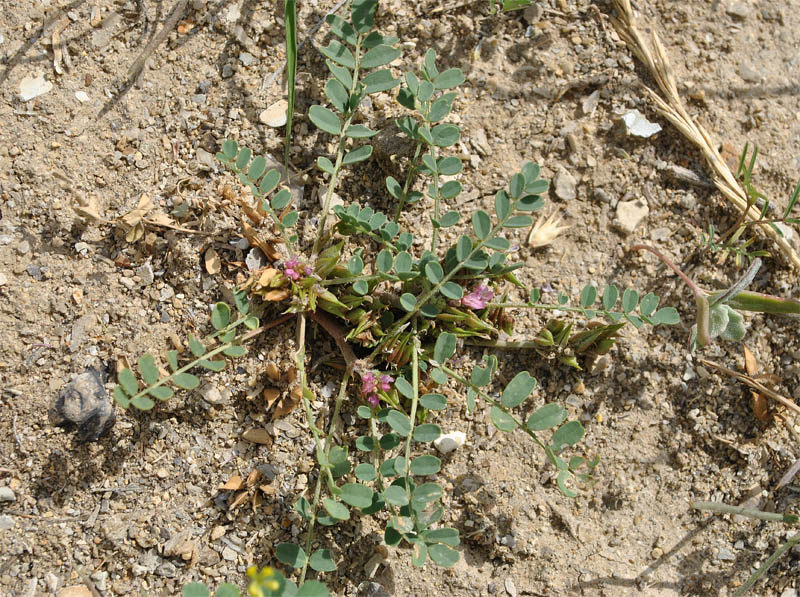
(614, 198, 649, 235)
(434, 431, 466, 454)
(726, 3, 749, 19)
(19, 73, 53, 101)
(738, 63, 761, 84)
(0, 486, 15, 502)
(75, 91, 89, 103)
(49, 365, 116, 442)
(581, 90, 600, 116)
(553, 168, 577, 201)
(260, 100, 288, 128)
(136, 262, 154, 285)
(505, 577, 518, 597)
(621, 109, 661, 138)
(242, 428, 271, 445)
(198, 383, 226, 405)
(0, 272, 7, 286)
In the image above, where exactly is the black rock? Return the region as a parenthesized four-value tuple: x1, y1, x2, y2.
(49, 366, 116, 442)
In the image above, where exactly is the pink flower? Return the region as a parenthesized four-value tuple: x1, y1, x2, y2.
(367, 393, 380, 408)
(283, 256, 301, 281)
(461, 284, 493, 310)
(379, 374, 393, 392)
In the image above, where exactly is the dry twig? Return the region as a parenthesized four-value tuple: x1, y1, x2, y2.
(610, 0, 800, 269)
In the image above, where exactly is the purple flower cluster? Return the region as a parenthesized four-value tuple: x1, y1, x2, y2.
(283, 256, 312, 281)
(361, 371, 393, 407)
(461, 284, 493, 309)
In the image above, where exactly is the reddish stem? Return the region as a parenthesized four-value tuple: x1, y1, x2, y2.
(629, 244, 705, 298)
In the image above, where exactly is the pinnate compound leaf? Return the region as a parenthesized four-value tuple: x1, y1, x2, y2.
(362, 69, 399, 94)
(434, 68, 465, 89)
(639, 292, 660, 316)
(118, 368, 139, 396)
(501, 371, 537, 408)
(319, 40, 355, 68)
(173, 372, 200, 390)
(410, 455, 441, 476)
(580, 285, 597, 308)
(490, 406, 517, 432)
(440, 281, 463, 300)
(297, 581, 330, 597)
(131, 395, 155, 410)
(428, 543, 459, 567)
(340, 483, 374, 508)
(526, 404, 567, 432)
(602, 284, 618, 310)
(361, 44, 401, 69)
(431, 123, 460, 147)
(276, 543, 307, 568)
(188, 335, 206, 357)
(472, 210, 492, 239)
(343, 145, 373, 164)
(211, 302, 231, 330)
(551, 420, 585, 451)
(387, 410, 412, 436)
(113, 386, 130, 407)
(309, 549, 337, 572)
(137, 354, 159, 385)
(148, 386, 174, 401)
(309, 105, 342, 135)
(323, 498, 350, 520)
(182, 584, 210, 597)
(433, 332, 457, 363)
(622, 288, 639, 313)
(346, 124, 378, 138)
(420, 393, 447, 410)
(652, 307, 680, 325)
(556, 470, 578, 498)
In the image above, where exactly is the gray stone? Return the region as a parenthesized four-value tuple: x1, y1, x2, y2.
(0, 515, 15, 529)
(505, 578, 517, 597)
(726, 3, 749, 19)
(554, 168, 577, 201)
(239, 52, 255, 66)
(0, 487, 15, 502)
(70, 314, 96, 352)
(155, 562, 177, 577)
(49, 366, 116, 442)
(25, 264, 42, 280)
(717, 547, 735, 561)
(159, 285, 175, 301)
(614, 199, 649, 234)
(739, 63, 761, 83)
(16, 240, 30, 255)
(0, 273, 7, 286)
(222, 64, 234, 78)
(198, 384, 226, 405)
(136, 263, 154, 285)
(357, 581, 389, 597)
(44, 572, 59, 592)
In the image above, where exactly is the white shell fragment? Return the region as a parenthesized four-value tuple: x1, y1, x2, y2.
(259, 100, 288, 128)
(75, 91, 89, 103)
(19, 73, 53, 101)
(434, 431, 466, 454)
(621, 109, 662, 138)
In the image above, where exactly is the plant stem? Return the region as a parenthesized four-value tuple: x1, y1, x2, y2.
(403, 322, 421, 506)
(393, 140, 424, 220)
(734, 533, 800, 596)
(691, 501, 798, 523)
(312, 35, 366, 257)
(630, 244, 705, 298)
(284, 0, 297, 174)
(428, 143, 442, 253)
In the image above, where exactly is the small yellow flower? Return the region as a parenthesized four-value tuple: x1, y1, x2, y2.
(528, 210, 569, 248)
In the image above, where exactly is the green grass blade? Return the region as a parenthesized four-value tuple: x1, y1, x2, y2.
(284, 0, 297, 174)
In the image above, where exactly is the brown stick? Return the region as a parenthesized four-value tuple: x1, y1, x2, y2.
(127, 0, 188, 81)
(698, 358, 800, 416)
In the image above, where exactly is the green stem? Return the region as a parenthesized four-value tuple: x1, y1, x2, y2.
(403, 322, 421, 505)
(284, 0, 297, 173)
(734, 533, 800, 596)
(321, 272, 398, 287)
(393, 140, 424, 221)
(312, 35, 366, 257)
(428, 144, 442, 253)
(126, 312, 292, 402)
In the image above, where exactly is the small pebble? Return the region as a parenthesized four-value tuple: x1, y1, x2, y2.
(554, 168, 576, 201)
(136, 263, 154, 285)
(614, 199, 649, 235)
(260, 100, 288, 128)
(0, 272, 7, 286)
(0, 487, 16, 502)
(74, 91, 89, 103)
(49, 365, 116, 442)
(434, 431, 466, 454)
(717, 547, 735, 561)
(505, 577, 517, 597)
(239, 52, 255, 66)
(17, 240, 30, 255)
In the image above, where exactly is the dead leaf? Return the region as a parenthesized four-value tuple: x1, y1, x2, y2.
(245, 469, 262, 488)
(116, 355, 132, 374)
(204, 247, 222, 275)
(260, 484, 276, 495)
(220, 475, 244, 491)
(272, 386, 301, 421)
(257, 268, 280, 288)
(742, 344, 770, 421)
(229, 490, 250, 509)
(264, 388, 281, 408)
(262, 289, 291, 302)
(241, 218, 280, 260)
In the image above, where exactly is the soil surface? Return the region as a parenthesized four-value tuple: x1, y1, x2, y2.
(1, 0, 799, 596)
